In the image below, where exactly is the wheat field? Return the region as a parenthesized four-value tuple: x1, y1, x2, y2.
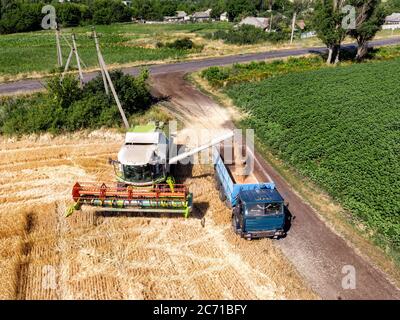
(0, 130, 317, 300)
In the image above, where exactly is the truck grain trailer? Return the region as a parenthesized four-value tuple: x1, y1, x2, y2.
(213, 146, 286, 239)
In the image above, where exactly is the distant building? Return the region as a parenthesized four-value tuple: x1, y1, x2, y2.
(191, 9, 212, 22)
(220, 12, 229, 22)
(164, 11, 189, 23)
(239, 17, 269, 31)
(383, 13, 400, 29)
(301, 31, 316, 39)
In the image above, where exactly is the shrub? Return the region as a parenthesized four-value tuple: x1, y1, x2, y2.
(158, 38, 203, 52)
(0, 3, 43, 34)
(0, 69, 153, 135)
(207, 24, 289, 45)
(166, 38, 195, 50)
(201, 66, 230, 86)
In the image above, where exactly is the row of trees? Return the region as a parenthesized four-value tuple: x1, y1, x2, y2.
(313, 0, 385, 63)
(0, 0, 132, 34)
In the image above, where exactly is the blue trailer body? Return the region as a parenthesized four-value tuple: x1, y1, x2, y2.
(212, 147, 286, 239)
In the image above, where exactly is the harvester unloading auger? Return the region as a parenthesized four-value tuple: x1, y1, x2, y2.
(68, 123, 233, 217)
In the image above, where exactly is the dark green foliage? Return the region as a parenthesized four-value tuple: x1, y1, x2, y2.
(0, 0, 132, 34)
(157, 38, 203, 52)
(90, 0, 132, 25)
(347, 0, 385, 61)
(382, 0, 400, 14)
(207, 24, 289, 45)
(225, 58, 400, 250)
(312, 0, 347, 63)
(201, 56, 324, 87)
(167, 38, 194, 50)
(226, 0, 257, 21)
(0, 2, 43, 34)
(201, 66, 230, 86)
(0, 69, 152, 134)
(55, 2, 88, 27)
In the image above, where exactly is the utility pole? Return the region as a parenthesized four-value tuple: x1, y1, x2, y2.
(98, 54, 130, 129)
(55, 23, 63, 67)
(290, 11, 297, 44)
(71, 33, 84, 87)
(92, 28, 109, 95)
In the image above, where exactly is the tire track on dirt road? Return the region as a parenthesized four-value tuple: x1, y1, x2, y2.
(151, 72, 400, 300)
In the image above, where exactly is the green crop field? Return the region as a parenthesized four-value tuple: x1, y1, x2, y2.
(225, 58, 400, 251)
(0, 22, 231, 79)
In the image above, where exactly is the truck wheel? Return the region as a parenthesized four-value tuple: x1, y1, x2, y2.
(231, 215, 241, 235)
(219, 189, 226, 202)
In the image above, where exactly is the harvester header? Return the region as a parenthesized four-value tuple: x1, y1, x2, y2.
(70, 182, 192, 217)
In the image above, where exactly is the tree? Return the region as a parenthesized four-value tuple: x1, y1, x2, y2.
(226, 0, 257, 21)
(313, 0, 347, 64)
(348, 0, 385, 61)
(289, 1, 310, 43)
(211, 0, 226, 19)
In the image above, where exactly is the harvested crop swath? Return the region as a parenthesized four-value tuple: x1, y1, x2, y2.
(225, 58, 400, 250)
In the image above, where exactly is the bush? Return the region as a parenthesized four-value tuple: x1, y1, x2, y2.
(207, 24, 289, 45)
(201, 56, 324, 88)
(166, 38, 195, 50)
(158, 38, 203, 52)
(0, 69, 153, 135)
(201, 66, 230, 86)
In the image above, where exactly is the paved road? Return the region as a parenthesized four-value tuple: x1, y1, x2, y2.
(151, 72, 400, 300)
(1, 37, 400, 96)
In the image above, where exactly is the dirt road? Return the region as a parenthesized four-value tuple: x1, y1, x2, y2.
(151, 72, 400, 300)
(1, 37, 400, 96)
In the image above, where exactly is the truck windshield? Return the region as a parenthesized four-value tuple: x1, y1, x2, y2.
(246, 203, 282, 216)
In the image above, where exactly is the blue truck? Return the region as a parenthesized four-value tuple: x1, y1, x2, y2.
(212, 147, 286, 239)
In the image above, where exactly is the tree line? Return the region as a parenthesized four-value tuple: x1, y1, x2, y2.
(1, 0, 399, 63)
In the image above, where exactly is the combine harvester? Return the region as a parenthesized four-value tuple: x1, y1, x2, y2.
(69, 123, 233, 217)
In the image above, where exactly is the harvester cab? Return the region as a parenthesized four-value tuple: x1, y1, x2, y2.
(109, 123, 171, 187)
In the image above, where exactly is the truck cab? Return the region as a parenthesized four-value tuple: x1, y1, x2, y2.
(232, 188, 286, 239)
